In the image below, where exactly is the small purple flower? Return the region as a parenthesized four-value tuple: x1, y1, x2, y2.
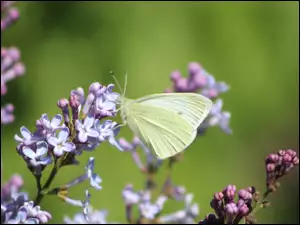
(139, 202, 160, 220)
(64, 207, 117, 224)
(4, 201, 51, 224)
(122, 184, 141, 206)
(75, 116, 99, 143)
(119, 137, 140, 151)
(1, 3, 20, 32)
(1, 103, 14, 124)
(39, 114, 64, 134)
(120, 136, 163, 174)
(105, 84, 120, 103)
(222, 184, 236, 203)
(22, 141, 52, 168)
(70, 87, 85, 106)
(47, 127, 75, 157)
(200, 99, 232, 134)
(160, 194, 199, 224)
(201, 75, 229, 99)
(1, 174, 27, 207)
(62, 190, 91, 221)
(94, 120, 123, 151)
(225, 202, 238, 215)
(1, 46, 25, 95)
(14, 126, 38, 146)
(94, 84, 119, 118)
(85, 157, 102, 190)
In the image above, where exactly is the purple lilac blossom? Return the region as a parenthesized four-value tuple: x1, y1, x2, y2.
(59, 157, 102, 191)
(199, 185, 256, 224)
(39, 114, 65, 135)
(166, 62, 232, 135)
(47, 127, 75, 157)
(22, 141, 52, 174)
(119, 136, 163, 173)
(1, 174, 51, 224)
(160, 194, 199, 224)
(64, 207, 118, 224)
(265, 149, 299, 192)
(75, 115, 99, 143)
(139, 195, 167, 220)
(1, 1, 25, 125)
(5, 201, 51, 224)
(85, 157, 102, 190)
(59, 189, 91, 222)
(14, 82, 122, 172)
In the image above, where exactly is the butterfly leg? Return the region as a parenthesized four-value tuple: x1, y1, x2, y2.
(114, 123, 126, 130)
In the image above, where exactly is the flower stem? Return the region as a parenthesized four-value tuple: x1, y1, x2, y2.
(34, 163, 59, 205)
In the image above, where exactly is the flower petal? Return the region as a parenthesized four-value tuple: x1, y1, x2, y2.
(39, 156, 52, 165)
(23, 147, 36, 159)
(63, 142, 75, 152)
(51, 114, 62, 128)
(90, 174, 102, 190)
(41, 114, 51, 129)
(83, 116, 95, 129)
(53, 146, 64, 157)
(78, 131, 88, 143)
(20, 126, 31, 140)
(24, 218, 39, 224)
(58, 128, 70, 142)
(75, 120, 84, 131)
(47, 136, 59, 147)
(36, 141, 48, 156)
(106, 92, 119, 102)
(87, 128, 99, 138)
(108, 136, 124, 151)
(101, 101, 116, 111)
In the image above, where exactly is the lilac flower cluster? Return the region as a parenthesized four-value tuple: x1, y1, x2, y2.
(117, 137, 200, 224)
(199, 150, 299, 224)
(14, 82, 122, 176)
(1, 174, 51, 224)
(166, 62, 232, 135)
(64, 207, 116, 224)
(122, 184, 199, 224)
(10, 82, 123, 221)
(1, 1, 26, 124)
(200, 185, 256, 224)
(265, 149, 299, 193)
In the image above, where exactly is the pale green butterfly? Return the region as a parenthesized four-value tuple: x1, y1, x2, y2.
(112, 74, 213, 160)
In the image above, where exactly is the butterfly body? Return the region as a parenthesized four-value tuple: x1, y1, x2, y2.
(118, 93, 212, 159)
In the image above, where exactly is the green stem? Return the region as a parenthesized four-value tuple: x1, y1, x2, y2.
(251, 189, 271, 215)
(35, 174, 42, 192)
(34, 163, 59, 206)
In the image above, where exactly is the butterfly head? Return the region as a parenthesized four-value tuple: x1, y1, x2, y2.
(110, 72, 131, 122)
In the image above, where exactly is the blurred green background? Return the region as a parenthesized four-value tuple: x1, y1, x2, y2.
(2, 1, 299, 224)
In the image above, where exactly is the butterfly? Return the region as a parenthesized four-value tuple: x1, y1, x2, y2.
(113, 74, 212, 159)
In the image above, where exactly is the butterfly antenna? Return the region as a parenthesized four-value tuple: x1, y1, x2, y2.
(110, 71, 123, 94)
(123, 71, 128, 97)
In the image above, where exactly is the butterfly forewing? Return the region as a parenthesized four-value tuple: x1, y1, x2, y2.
(125, 102, 197, 159)
(135, 93, 212, 129)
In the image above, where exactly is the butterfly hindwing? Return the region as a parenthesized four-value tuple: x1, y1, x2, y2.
(126, 102, 197, 159)
(136, 93, 212, 129)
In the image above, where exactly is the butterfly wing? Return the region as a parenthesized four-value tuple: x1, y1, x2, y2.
(126, 102, 197, 159)
(135, 93, 212, 130)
